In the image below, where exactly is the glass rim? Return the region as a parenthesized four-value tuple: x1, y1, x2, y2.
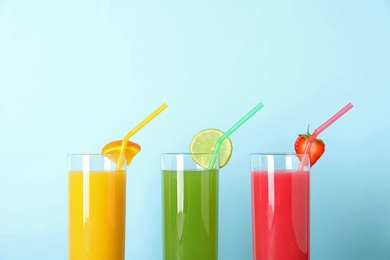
(250, 152, 309, 156)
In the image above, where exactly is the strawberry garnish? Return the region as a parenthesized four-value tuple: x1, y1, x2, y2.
(294, 126, 325, 166)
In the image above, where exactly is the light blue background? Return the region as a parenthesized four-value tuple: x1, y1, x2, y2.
(1, 0, 390, 259)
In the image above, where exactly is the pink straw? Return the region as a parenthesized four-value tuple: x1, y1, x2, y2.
(299, 102, 354, 170)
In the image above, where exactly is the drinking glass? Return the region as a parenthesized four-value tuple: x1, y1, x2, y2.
(251, 153, 310, 260)
(161, 153, 220, 260)
(68, 154, 127, 260)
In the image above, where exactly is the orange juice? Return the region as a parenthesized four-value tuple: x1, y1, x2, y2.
(68, 170, 126, 260)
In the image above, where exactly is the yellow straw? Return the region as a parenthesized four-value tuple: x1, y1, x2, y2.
(117, 103, 168, 169)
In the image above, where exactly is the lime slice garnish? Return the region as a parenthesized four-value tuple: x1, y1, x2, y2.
(189, 128, 233, 168)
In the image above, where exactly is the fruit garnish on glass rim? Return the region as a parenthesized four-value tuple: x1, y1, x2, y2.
(100, 103, 167, 168)
(295, 103, 354, 171)
(294, 125, 325, 166)
(189, 102, 264, 169)
(189, 128, 233, 168)
(102, 140, 141, 166)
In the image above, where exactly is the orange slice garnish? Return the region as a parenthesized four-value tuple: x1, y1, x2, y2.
(102, 140, 141, 166)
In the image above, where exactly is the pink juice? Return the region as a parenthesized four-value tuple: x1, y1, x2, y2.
(251, 170, 310, 260)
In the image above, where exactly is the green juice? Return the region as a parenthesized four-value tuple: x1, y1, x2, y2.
(162, 169, 219, 260)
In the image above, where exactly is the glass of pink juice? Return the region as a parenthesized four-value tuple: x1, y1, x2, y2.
(251, 153, 310, 260)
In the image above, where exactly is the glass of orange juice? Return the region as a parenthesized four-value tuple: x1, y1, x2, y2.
(68, 154, 127, 260)
(67, 103, 167, 259)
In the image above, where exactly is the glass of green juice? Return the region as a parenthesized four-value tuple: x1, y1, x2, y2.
(161, 153, 220, 260)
